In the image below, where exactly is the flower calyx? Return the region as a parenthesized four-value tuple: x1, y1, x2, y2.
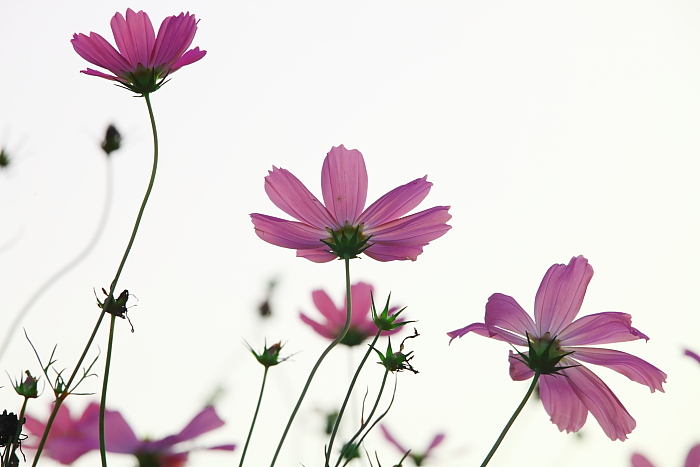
(246, 340, 290, 368)
(512, 332, 578, 376)
(95, 288, 134, 332)
(321, 223, 373, 260)
(13, 371, 38, 399)
(374, 329, 420, 374)
(371, 292, 413, 333)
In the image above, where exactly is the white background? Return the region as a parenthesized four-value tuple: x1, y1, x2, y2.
(1, 1, 699, 466)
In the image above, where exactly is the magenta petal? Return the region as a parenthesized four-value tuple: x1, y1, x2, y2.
(485, 293, 536, 342)
(296, 247, 336, 263)
(380, 425, 408, 454)
(321, 145, 368, 225)
(152, 12, 197, 69)
(539, 373, 588, 433)
(558, 312, 649, 346)
(564, 362, 636, 441)
(357, 176, 432, 227)
(349, 282, 373, 326)
(174, 406, 225, 443)
(631, 454, 656, 467)
(81, 403, 139, 454)
(71, 32, 130, 76)
(264, 166, 337, 229)
(508, 350, 535, 381)
(534, 255, 593, 336)
(363, 244, 425, 262)
(447, 322, 514, 344)
(685, 444, 700, 467)
(568, 347, 667, 393)
(312, 289, 343, 324)
(81, 68, 119, 80)
(171, 47, 207, 72)
(685, 349, 700, 365)
(110, 9, 155, 68)
(365, 206, 452, 245)
(300, 312, 336, 339)
(426, 433, 445, 454)
(250, 214, 326, 249)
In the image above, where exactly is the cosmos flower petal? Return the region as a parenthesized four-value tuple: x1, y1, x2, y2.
(567, 347, 667, 393)
(447, 322, 520, 344)
(508, 350, 535, 380)
(379, 425, 408, 454)
(110, 9, 156, 68)
(631, 454, 656, 467)
(311, 289, 344, 324)
(485, 293, 537, 340)
(685, 349, 700, 365)
(535, 255, 593, 336)
(151, 12, 198, 69)
(349, 282, 373, 326)
(558, 312, 649, 346)
(171, 46, 207, 72)
(357, 176, 432, 227)
(296, 247, 337, 263)
(264, 166, 337, 229)
(250, 214, 326, 249)
(81, 68, 121, 80)
(685, 444, 700, 467)
(564, 362, 636, 441)
(321, 145, 367, 225)
(365, 206, 452, 245)
(173, 406, 225, 443)
(363, 244, 425, 262)
(539, 373, 588, 433)
(426, 433, 446, 453)
(299, 313, 336, 339)
(71, 32, 131, 76)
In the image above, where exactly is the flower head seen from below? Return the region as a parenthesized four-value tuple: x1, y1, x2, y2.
(300, 282, 405, 346)
(380, 424, 445, 466)
(447, 255, 667, 441)
(250, 145, 451, 262)
(24, 402, 234, 466)
(71, 9, 206, 94)
(631, 444, 700, 467)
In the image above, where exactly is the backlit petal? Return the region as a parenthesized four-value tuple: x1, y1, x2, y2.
(250, 214, 326, 249)
(110, 9, 155, 68)
(539, 373, 588, 434)
(631, 454, 656, 467)
(357, 176, 432, 228)
(685, 444, 700, 467)
(558, 312, 649, 346)
(508, 350, 535, 381)
(485, 293, 537, 341)
(299, 313, 336, 339)
(447, 322, 515, 344)
(567, 347, 666, 392)
(365, 206, 451, 245)
(364, 244, 424, 262)
(296, 247, 336, 263)
(71, 32, 130, 76)
(152, 12, 198, 70)
(321, 145, 367, 225)
(312, 289, 343, 324)
(171, 47, 207, 72)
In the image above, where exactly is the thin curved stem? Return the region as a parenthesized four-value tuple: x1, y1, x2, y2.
(0, 157, 114, 363)
(99, 315, 116, 467)
(325, 330, 382, 466)
(269, 256, 353, 467)
(239, 367, 269, 467)
(480, 371, 540, 467)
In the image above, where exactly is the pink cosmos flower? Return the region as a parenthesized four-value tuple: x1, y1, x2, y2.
(380, 424, 445, 466)
(300, 282, 404, 346)
(447, 255, 667, 441)
(250, 145, 451, 262)
(631, 444, 700, 467)
(71, 9, 206, 94)
(25, 402, 234, 466)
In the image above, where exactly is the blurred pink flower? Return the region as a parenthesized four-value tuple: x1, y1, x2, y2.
(685, 349, 700, 366)
(631, 444, 700, 467)
(380, 424, 444, 466)
(25, 403, 233, 466)
(300, 282, 404, 346)
(71, 9, 206, 94)
(448, 255, 667, 441)
(250, 145, 451, 262)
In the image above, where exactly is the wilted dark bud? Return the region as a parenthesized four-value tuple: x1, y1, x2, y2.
(0, 410, 21, 447)
(101, 124, 122, 155)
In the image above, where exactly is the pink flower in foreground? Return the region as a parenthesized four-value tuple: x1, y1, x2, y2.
(380, 424, 445, 466)
(25, 403, 234, 466)
(300, 282, 404, 346)
(71, 9, 206, 94)
(631, 444, 700, 467)
(250, 145, 451, 262)
(448, 255, 667, 441)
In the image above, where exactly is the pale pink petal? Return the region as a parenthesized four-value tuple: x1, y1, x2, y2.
(631, 453, 656, 467)
(349, 282, 373, 326)
(81, 68, 120, 80)
(71, 32, 131, 76)
(296, 247, 336, 263)
(81, 403, 139, 454)
(312, 289, 343, 324)
(447, 322, 514, 344)
(365, 206, 452, 245)
(250, 214, 326, 249)
(563, 361, 636, 441)
(685, 349, 700, 365)
(357, 176, 432, 227)
(146, 406, 225, 452)
(363, 244, 425, 262)
(558, 312, 649, 346)
(485, 293, 537, 341)
(263, 166, 337, 229)
(685, 444, 700, 467)
(539, 373, 588, 433)
(321, 145, 368, 225)
(110, 9, 155, 68)
(299, 313, 336, 339)
(508, 350, 535, 380)
(171, 47, 207, 72)
(534, 255, 593, 336)
(380, 425, 408, 454)
(425, 433, 445, 454)
(568, 347, 666, 393)
(152, 13, 198, 69)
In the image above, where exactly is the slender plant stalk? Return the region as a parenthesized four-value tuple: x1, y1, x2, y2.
(269, 255, 354, 467)
(325, 329, 382, 466)
(479, 371, 540, 467)
(0, 158, 114, 364)
(239, 367, 269, 467)
(99, 315, 117, 467)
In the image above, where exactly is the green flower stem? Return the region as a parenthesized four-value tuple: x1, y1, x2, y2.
(2, 397, 28, 467)
(479, 371, 541, 467)
(325, 329, 382, 466)
(99, 315, 117, 467)
(269, 255, 354, 467)
(238, 367, 269, 467)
